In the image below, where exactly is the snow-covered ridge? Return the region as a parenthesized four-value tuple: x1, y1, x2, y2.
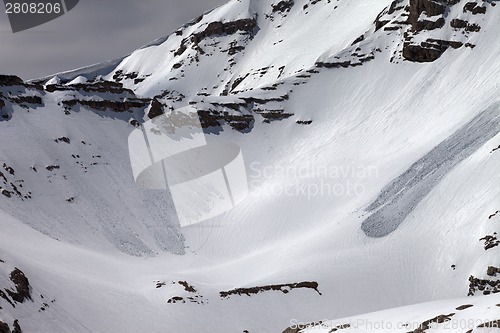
(27, 0, 499, 126)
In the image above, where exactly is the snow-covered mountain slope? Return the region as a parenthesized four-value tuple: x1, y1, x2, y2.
(286, 295, 500, 333)
(1, 0, 500, 332)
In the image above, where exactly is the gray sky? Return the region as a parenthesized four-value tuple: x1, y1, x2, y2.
(0, 0, 228, 80)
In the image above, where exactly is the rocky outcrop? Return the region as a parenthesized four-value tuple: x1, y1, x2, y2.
(370, 0, 494, 63)
(489, 210, 500, 219)
(46, 80, 134, 95)
(402, 0, 467, 62)
(480, 232, 499, 250)
(407, 0, 451, 31)
(0, 322, 10, 333)
(112, 70, 147, 84)
(197, 110, 254, 132)
(316, 53, 375, 68)
(463, 2, 487, 14)
(157, 281, 206, 305)
(62, 98, 149, 113)
(401, 0, 452, 32)
(450, 18, 481, 32)
(403, 38, 463, 62)
(487, 266, 500, 276)
(11, 321, 22, 333)
(147, 98, 164, 119)
(0, 321, 23, 333)
(326, 0, 486, 66)
(0, 164, 31, 201)
(0, 75, 24, 87)
(6, 268, 32, 303)
(192, 18, 258, 45)
(468, 274, 500, 295)
(172, 17, 260, 57)
(272, 0, 295, 13)
(9, 96, 43, 106)
(0, 263, 40, 333)
(220, 281, 321, 299)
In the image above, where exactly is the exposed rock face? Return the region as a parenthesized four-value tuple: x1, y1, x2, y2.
(9, 96, 43, 106)
(197, 110, 255, 133)
(219, 281, 321, 298)
(167, 296, 185, 304)
(12, 321, 22, 333)
(450, 18, 481, 31)
(0, 75, 44, 118)
(1, 75, 262, 133)
(469, 264, 500, 296)
(193, 18, 258, 43)
(403, 39, 463, 62)
(173, 16, 259, 58)
(316, 53, 375, 68)
(487, 266, 500, 276)
(62, 99, 149, 113)
(402, 0, 467, 62)
(158, 281, 206, 305)
(147, 98, 164, 119)
(45, 80, 133, 95)
(0, 321, 10, 333)
(316, 0, 494, 66)
(468, 275, 500, 295)
(480, 232, 499, 250)
(0, 75, 24, 87)
(0, 264, 32, 333)
(408, 0, 449, 31)
(7, 268, 32, 303)
(272, 0, 295, 13)
(367, 0, 494, 63)
(463, 2, 487, 14)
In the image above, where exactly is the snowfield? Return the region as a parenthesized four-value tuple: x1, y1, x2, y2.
(1, 0, 499, 332)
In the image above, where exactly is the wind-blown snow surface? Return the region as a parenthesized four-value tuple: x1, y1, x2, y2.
(1, 0, 500, 332)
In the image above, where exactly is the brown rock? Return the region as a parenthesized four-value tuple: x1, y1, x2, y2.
(463, 2, 486, 14)
(0, 321, 10, 333)
(192, 17, 258, 44)
(12, 320, 22, 333)
(487, 266, 499, 276)
(403, 39, 463, 62)
(7, 268, 32, 303)
(0, 75, 23, 87)
(272, 0, 294, 13)
(147, 99, 164, 119)
(408, 0, 446, 31)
